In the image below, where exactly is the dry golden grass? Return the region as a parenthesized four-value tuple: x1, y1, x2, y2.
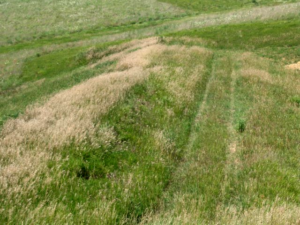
(0, 39, 167, 196)
(141, 196, 300, 225)
(19, 199, 120, 224)
(214, 203, 300, 225)
(92, 37, 160, 69)
(89, 37, 158, 68)
(153, 130, 175, 154)
(0, 68, 145, 191)
(116, 43, 166, 70)
(239, 52, 270, 70)
(1, 32, 299, 223)
(155, 46, 211, 103)
(241, 68, 272, 83)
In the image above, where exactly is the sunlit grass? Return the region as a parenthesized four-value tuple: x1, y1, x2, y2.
(166, 18, 300, 63)
(0, 1, 299, 224)
(0, 0, 185, 46)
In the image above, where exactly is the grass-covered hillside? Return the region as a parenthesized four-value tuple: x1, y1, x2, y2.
(0, 0, 186, 45)
(0, 0, 299, 224)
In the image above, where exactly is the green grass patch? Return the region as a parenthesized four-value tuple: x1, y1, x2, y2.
(0, 40, 128, 128)
(159, 0, 298, 12)
(167, 18, 300, 62)
(20, 47, 87, 83)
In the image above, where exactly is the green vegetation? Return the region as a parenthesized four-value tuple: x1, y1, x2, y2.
(140, 49, 300, 224)
(0, 0, 300, 224)
(167, 18, 300, 63)
(0, 0, 186, 46)
(0, 40, 126, 127)
(159, 0, 299, 12)
(0, 44, 214, 224)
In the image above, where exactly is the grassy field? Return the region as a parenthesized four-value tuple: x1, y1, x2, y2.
(140, 47, 300, 225)
(159, 0, 299, 12)
(2, 3, 299, 129)
(166, 18, 300, 63)
(0, 0, 186, 46)
(0, 0, 299, 224)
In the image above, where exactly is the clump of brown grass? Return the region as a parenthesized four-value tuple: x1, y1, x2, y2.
(153, 130, 175, 154)
(141, 196, 300, 225)
(153, 46, 212, 104)
(214, 203, 300, 225)
(241, 68, 272, 83)
(239, 52, 271, 70)
(91, 37, 159, 68)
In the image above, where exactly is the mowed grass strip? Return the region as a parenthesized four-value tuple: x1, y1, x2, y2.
(159, 0, 300, 12)
(0, 44, 213, 224)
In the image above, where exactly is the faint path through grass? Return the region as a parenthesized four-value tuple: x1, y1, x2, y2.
(185, 53, 216, 154)
(220, 54, 242, 203)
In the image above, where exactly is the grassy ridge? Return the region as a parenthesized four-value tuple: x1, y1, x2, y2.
(0, 40, 127, 127)
(0, 45, 214, 224)
(166, 18, 300, 62)
(159, 0, 299, 12)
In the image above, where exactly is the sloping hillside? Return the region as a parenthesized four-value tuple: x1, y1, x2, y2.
(0, 1, 299, 224)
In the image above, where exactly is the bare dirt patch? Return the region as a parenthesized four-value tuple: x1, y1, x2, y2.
(285, 61, 300, 70)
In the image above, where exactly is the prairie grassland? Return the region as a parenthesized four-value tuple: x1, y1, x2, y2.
(0, 0, 185, 46)
(2, 1, 299, 54)
(0, 39, 162, 187)
(0, 1, 300, 224)
(0, 42, 214, 224)
(168, 18, 300, 63)
(0, 39, 161, 128)
(1, 2, 299, 112)
(138, 19, 299, 224)
(140, 50, 300, 225)
(1, 2, 298, 123)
